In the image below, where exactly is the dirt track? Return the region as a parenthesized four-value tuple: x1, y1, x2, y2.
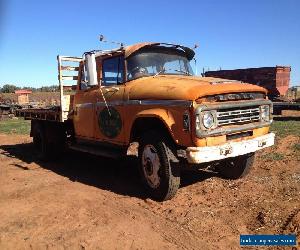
(0, 133, 299, 249)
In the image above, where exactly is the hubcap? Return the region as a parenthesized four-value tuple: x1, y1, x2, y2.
(142, 145, 161, 188)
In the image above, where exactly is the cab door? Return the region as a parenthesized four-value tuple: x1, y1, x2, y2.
(73, 63, 98, 139)
(94, 55, 126, 145)
(73, 87, 98, 138)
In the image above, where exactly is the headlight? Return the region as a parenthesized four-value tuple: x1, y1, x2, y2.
(202, 111, 216, 129)
(260, 105, 270, 122)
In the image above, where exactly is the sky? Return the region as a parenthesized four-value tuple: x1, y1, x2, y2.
(0, 0, 299, 87)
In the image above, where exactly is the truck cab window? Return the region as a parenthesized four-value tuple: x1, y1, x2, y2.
(102, 56, 124, 86)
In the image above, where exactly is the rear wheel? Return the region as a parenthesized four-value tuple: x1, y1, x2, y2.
(32, 121, 65, 161)
(217, 153, 255, 179)
(32, 122, 49, 160)
(138, 131, 180, 201)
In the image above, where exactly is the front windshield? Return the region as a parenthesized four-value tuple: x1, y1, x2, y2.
(126, 48, 194, 80)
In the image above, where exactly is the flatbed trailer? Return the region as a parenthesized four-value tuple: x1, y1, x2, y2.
(273, 102, 300, 115)
(15, 107, 61, 121)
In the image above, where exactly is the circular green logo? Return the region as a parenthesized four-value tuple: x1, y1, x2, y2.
(98, 107, 122, 138)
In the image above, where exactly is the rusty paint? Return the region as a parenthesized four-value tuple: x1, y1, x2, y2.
(124, 42, 158, 58)
(126, 75, 267, 101)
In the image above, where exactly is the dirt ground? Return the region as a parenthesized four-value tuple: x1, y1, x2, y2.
(0, 132, 299, 249)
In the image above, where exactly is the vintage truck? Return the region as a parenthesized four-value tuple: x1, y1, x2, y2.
(16, 42, 275, 201)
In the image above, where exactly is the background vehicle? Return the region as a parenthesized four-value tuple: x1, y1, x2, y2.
(204, 66, 300, 115)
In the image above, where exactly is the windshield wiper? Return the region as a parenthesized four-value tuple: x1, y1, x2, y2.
(153, 68, 166, 77)
(174, 69, 192, 75)
(153, 68, 191, 77)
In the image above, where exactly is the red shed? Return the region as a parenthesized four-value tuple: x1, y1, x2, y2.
(15, 90, 32, 104)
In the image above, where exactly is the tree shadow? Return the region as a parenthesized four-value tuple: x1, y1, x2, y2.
(0, 142, 216, 199)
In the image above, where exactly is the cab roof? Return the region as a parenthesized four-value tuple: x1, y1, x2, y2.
(124, 42, 195, 60)
(94, 42, 195, 60)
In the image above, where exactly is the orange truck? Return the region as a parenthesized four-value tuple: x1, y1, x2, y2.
(16, 42, 275, 201)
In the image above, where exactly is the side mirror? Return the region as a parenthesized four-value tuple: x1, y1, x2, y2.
(84, 53, 98, 86)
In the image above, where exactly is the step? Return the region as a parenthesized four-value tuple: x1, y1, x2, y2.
(68, 143, 123, 159)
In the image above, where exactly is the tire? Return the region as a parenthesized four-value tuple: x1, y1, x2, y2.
(138, 130, 180, 201)
(32, 122, 50, 160)
(217, 153, 255, 179)
(32, 121, 65, 161)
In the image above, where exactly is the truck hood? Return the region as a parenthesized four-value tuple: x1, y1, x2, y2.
(126, 75, 267, 101)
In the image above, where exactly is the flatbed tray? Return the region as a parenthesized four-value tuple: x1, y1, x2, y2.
(15, 107, 61, 122)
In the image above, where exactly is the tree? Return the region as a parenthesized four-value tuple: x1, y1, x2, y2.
(0, 84, 19, 93)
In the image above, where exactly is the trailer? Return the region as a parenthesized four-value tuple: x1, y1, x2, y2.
(272, 102, 300, 115)
(204, 66, 291, 100)
(0, 103, 22, 119)
(15, 107, 60, 121)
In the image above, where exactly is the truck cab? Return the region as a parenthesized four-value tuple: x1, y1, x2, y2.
(23, 42, 275, 201)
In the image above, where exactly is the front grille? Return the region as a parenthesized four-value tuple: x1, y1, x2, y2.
(217, 106, 260, 126)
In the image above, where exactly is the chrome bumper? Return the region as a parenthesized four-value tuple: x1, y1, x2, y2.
(185, 133, 275, 164)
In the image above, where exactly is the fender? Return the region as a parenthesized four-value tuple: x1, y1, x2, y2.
(131, 108, 176, 141)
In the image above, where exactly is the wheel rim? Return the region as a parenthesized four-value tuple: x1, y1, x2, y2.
(142, 144, 161, 188)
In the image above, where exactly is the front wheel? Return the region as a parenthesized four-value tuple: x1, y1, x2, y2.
(217, 153, 255, 179)
(138, 131, 180, 201)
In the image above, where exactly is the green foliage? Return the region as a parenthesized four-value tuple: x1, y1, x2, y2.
(0, 118, 31, 134)
(271, 120, 300, 138)
(261, 152, 284, 161)
(0, 84, 59, 93)
(1, 84, 19, 93)
(292, 143, 300, 151)
(291, 143, 300, 161)
(38, 85, 60, 92)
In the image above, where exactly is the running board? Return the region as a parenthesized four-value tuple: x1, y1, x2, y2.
(68, 144, 123, 159)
